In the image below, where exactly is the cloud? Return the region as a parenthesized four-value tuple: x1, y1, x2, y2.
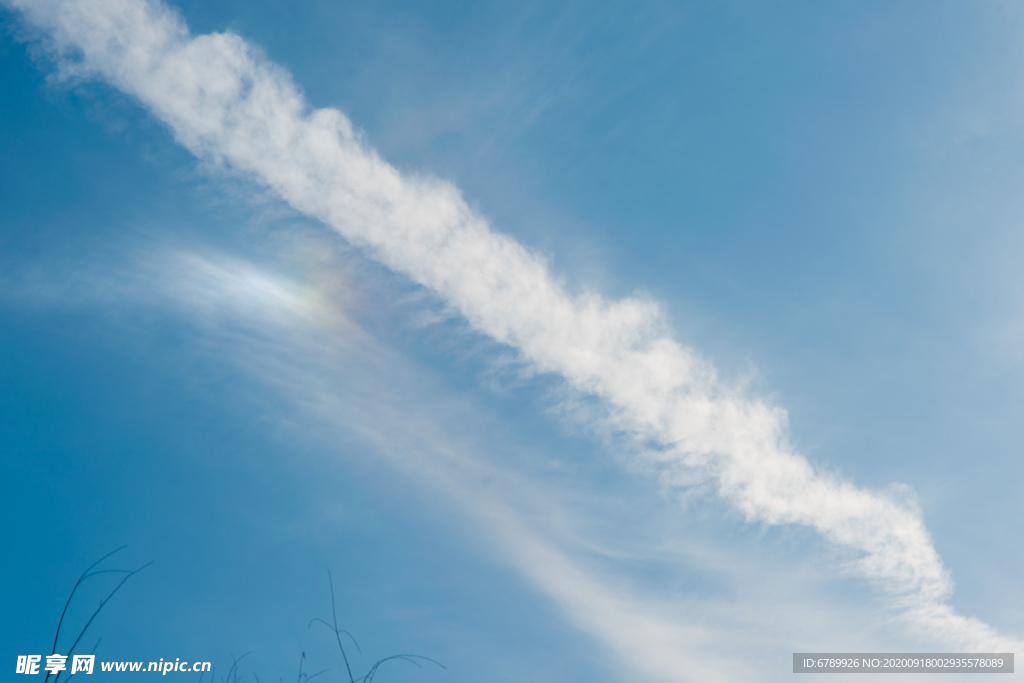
(0, 242, 759, 681)
(0, 238, 997, 681)
(5, 0, 1020, 659)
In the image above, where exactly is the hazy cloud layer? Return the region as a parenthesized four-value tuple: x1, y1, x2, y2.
(0, 244, 780, 682)
(6, 0, 1019, 657)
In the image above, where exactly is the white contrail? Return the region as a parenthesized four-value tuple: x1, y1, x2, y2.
(6, 0, 1018, 651)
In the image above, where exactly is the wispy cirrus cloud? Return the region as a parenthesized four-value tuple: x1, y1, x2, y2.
(5, 0, 1019, 664)
(0, 243, 768, 681)
(0, 237, 998, 681)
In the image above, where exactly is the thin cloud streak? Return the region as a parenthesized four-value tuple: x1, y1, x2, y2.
(0, 245, 987, 681)
(5, 0, 1019, 652)
(139, 250, 807, 683)
(0, 245, 754, 682)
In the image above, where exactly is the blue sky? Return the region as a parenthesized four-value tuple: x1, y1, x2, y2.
(2, 1, 1024, 681)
